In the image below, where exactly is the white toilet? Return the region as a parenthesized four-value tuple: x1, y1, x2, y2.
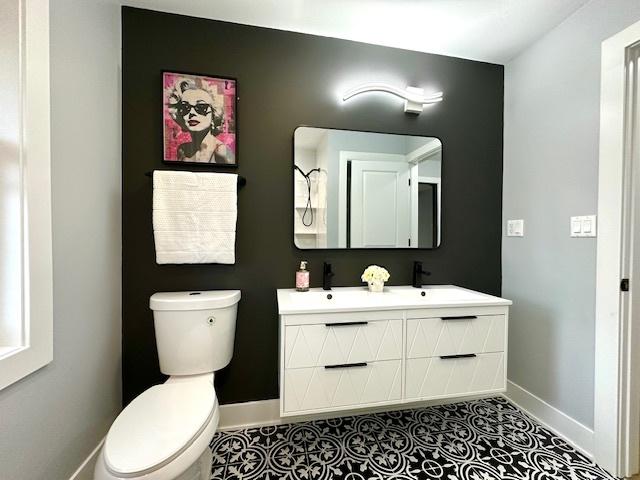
(94, 290, 241, 480)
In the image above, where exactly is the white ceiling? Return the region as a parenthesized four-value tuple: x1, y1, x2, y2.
(123, 0, 590, 64)
(295, 128, 327, 150)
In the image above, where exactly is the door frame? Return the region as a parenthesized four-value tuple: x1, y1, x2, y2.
(594, 19, 640, 478)
(411, 176, 441, 247)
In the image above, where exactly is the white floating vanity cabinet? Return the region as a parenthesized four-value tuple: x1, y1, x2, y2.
(277, 285, 511, 418)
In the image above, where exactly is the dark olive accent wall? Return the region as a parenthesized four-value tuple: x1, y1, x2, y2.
(122, 7, 504, 405)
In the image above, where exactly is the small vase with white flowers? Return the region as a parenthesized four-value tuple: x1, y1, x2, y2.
(361, 265, 390, 293)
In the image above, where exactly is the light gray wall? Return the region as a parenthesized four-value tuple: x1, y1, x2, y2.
(503, 0, 640, 428)
(0, 1, 122, 479)
(418, 154, 442, 178)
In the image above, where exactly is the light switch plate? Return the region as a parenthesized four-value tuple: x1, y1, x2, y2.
(571, 218, 582, 236)
(571, 215, 597, 237)
(507, 219, 524, 237)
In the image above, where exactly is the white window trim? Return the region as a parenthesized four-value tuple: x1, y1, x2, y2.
(0, 0, 52, 390)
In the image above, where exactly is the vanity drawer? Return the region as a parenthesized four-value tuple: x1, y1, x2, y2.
(406, 315, 506, 358)
(284, 319, 402, 368)
(405, 352, 505, 400)
(283, 359, 401, 414)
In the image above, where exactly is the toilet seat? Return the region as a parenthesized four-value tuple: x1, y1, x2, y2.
(104, 376, 216, 477)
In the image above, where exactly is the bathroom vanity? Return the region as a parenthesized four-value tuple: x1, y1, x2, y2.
(277, 285, 511, 417)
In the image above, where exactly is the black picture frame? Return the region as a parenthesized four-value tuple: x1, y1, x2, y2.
(292, 125, 444, 251)
(162, 70, 239, 167)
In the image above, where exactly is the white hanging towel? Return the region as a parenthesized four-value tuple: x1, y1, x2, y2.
(153, 170, 237, 264)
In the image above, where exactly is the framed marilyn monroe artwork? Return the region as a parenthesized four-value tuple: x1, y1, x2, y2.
(163, 71, 237, 165)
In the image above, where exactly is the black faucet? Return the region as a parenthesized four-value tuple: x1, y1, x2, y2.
(323, 262, 335, 291)
(412, 261, 431, 288)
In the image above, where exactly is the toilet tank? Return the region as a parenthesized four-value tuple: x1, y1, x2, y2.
(149, 290, 241, 376)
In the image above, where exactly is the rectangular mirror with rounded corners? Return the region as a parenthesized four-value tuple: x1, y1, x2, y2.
(294, 126, 442, 249)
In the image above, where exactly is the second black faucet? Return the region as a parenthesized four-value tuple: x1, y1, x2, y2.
(413, 261, 431, 288)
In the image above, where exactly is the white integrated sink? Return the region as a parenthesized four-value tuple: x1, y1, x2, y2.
(285, 288, 398, 310)
(277, 284, 511, 314)
(286, 290, 367, 304)
(387, 285, 495, 303)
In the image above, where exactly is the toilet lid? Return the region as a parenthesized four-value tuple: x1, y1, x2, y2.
(104, 380, 216, 476)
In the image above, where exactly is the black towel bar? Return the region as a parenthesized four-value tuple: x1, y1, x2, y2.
(145, 170, 246, 188)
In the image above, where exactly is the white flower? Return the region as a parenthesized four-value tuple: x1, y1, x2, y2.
(361, 265, 390, 283)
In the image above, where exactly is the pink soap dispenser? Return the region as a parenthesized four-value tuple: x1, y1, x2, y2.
(296, 261, 310, 292)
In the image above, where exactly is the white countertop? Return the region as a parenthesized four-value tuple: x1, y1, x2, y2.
(277, 284, 512, 315)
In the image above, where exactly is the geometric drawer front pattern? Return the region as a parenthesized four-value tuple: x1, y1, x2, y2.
(405, 352, 505, 400)
(284, 359, 402, 413)
(406, 315, 506, 358)
(285, 320, 402, 369)
(280, 304, 509, 418)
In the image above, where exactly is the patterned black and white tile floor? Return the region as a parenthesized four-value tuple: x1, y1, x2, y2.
(209, 397, 614, 480)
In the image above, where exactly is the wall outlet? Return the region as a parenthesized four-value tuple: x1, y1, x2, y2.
(507, 219, 524, 237)
(570, 215, 597, 237)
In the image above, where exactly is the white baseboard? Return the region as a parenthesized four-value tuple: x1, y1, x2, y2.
(218, 399, 282, 431)
(217, 394, 496, 431)
(68, 439, 103, 480)
(503, 380, 594, 457)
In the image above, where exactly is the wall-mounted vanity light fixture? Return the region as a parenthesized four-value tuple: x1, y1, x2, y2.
(342, 83, 443, 114)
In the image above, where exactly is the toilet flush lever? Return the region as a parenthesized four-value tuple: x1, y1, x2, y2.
(207, 316, 216, 325)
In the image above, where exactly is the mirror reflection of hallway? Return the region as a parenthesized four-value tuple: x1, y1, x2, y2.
(418, 182, 438, 248)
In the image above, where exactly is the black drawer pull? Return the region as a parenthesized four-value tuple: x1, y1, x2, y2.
(441, 316, 477, 321)
(324, 362, 368, 369)
(325, 321, 369, 327)
(439, 354, 477, 359)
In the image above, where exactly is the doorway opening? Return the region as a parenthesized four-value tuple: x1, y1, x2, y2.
(594, 21, 640, 479)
